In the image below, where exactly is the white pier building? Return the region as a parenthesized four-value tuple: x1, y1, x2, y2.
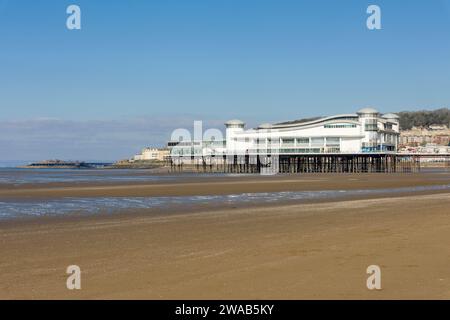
(225, 107, 399, 155)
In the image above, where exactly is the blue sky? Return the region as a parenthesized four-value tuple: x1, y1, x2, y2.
(1, 1, 450, 160)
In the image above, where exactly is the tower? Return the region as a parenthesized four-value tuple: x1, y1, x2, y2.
(224, 119, 245, 153)
(357, 107, 380, 152)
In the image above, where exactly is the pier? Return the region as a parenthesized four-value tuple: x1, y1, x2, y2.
(168, 153, 450, 174)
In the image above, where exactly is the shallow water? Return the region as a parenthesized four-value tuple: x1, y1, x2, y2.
(0, 167, 447, 185)
(0, 168, 238, 185)
(0, 184, 449, 220)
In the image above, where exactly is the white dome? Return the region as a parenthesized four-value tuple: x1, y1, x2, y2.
(225, 119, 245, 127)
(357, 107, 379, 114)
(258, 123, 272, 129)
(382, 113, 399, 119)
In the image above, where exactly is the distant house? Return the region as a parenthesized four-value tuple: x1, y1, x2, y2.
(399, 125, 450, 147)
(429, 124, 448, 131)
(133, 148, 169, 162)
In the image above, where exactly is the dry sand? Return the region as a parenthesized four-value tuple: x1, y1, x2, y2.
(0, 173, 450, 299)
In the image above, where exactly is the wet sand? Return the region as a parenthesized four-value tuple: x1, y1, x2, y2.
(1, 173, 450, 299)
(0, 172, 449, 199)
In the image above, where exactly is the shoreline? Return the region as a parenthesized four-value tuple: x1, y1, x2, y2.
(1, 185, 450, 225)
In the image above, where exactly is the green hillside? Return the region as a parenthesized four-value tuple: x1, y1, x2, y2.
(398, 108, 450, 130)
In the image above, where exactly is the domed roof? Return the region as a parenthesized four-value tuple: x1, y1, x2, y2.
(357, 107, 379, 114)
(382, 113, 399, 119)
(225, 119, 245, 126)
(258, 123, 273, 129)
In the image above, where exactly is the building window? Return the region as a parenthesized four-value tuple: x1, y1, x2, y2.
(324, 124, 356, 128)
(326, 147, 340, 153)
(325, 137, 340, 146)
(311, 137, 324, 146)
(365, 119, 378, 131)
(296, 138, 309, 145)
(281, 138, 295, 144)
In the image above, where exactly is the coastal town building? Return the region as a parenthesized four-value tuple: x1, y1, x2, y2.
(399, 125, 450, 147)
(132, 148, 169, 162)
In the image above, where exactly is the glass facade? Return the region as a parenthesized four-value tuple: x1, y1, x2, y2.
(324, 124, 357, 128)
(311, 137, 324, 146)
(364, 119, 378, 131)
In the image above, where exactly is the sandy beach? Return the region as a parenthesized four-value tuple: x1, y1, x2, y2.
(0, 171, 449, 198)
(1, 172, 450, 299)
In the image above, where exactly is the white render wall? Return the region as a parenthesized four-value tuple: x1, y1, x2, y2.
(224, 110, 399, 154)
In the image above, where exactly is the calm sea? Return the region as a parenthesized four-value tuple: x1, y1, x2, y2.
(0, 167, 179, 185)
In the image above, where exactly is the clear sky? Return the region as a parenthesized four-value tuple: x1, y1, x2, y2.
(1, 0, 450, 161)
